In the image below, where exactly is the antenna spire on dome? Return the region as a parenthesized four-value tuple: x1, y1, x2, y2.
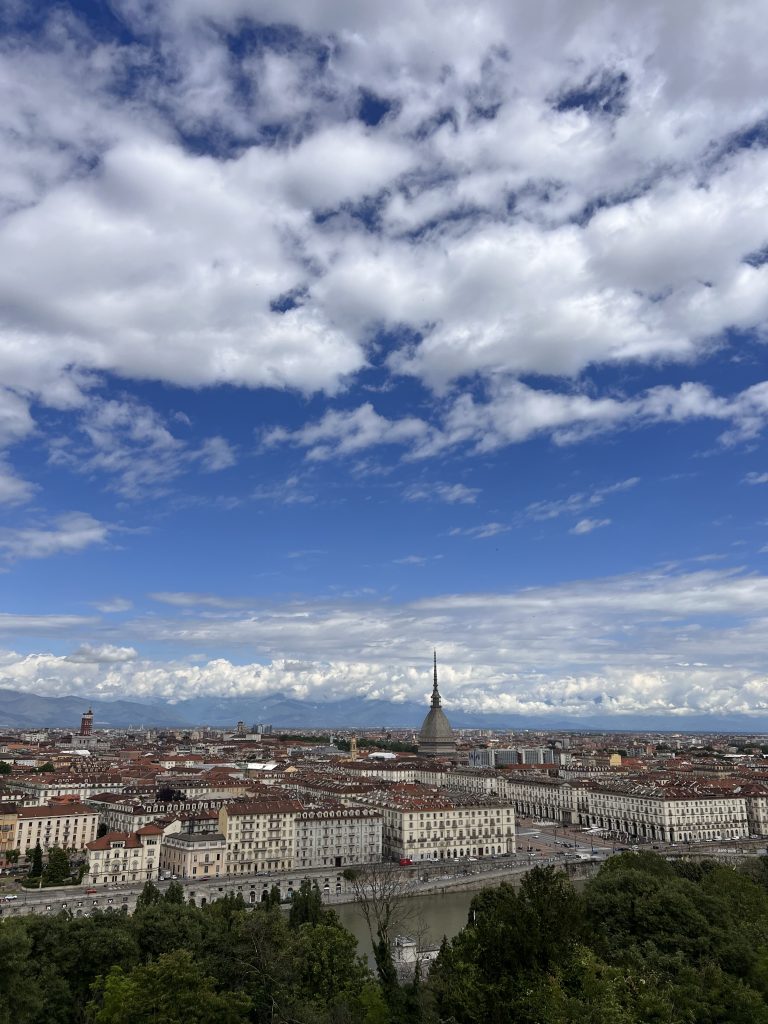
(431, 649, 441, 707)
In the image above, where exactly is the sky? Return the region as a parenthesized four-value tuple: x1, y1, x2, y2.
(1, 0, 768, 724)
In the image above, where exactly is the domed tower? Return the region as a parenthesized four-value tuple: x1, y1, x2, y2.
(418, 652, 456, 757)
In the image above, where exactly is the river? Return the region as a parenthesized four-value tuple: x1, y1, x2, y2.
(333, 889, 476, 963)
(331, 874, 588, 963)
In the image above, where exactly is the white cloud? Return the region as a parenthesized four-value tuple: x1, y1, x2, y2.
(0, 389, 35, 447)
(0, 512, 110, 561)
(0, 459, 35, 505)
(526, 479, 638, 522)
(0, 613, 98, 634)
(48, 396, 237, 498)
(744, 471, 768, 485)
(5, 564, 768, 717)
(405, 482, 480, 505)
(66, 643, 138, 664)
(148, 592, 252, 609)
(0, 0, 767, 427)
(570, 517, 611, 535)
(196, 436, 236, 472)
(450, 522, 510, 540)
(251, 474, 315, 505)
(265, 403, 430, 461)
(266, 378, 768, 463)
(93, 597, 133, 614)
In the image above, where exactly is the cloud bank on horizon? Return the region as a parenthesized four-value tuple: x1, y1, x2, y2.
(1, 0, 768, 721)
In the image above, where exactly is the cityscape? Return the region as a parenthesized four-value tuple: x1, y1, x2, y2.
(4, 0, 768, 1020)
(3, 656, 768, 916)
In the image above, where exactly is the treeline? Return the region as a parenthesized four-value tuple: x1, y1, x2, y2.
(431, 853, 768, 1023)
(4, 855, 768, 1023)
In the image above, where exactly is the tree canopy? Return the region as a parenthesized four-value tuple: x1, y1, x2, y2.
(4, 854, 768, 1024)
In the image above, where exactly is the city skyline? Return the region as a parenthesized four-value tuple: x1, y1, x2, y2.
(2, 2, 768, 723)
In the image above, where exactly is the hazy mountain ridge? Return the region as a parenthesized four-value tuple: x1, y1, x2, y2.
(0, 687, 766, 733)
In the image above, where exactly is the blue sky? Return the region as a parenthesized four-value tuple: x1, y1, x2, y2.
(1, 0, 768, 722)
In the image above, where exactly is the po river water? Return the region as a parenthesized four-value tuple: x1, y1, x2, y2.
(331, 875, 588, 963)
(333, 889, 476, 963)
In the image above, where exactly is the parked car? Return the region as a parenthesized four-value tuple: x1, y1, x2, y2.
(399, 858, 413, 866)
(4, 894, 19, 901)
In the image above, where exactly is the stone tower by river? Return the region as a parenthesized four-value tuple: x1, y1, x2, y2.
(418, 651, 457, 757)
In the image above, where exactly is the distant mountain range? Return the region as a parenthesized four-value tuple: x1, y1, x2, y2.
(0, 686, 767, 734)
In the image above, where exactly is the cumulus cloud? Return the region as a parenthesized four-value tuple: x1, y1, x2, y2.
(3, 0, 768, 723)
(0, 460, 34, 506)
(66, 643, 138, 664)
(5, 565, 768, 717)
(0, 513, 110, 561)
(265, 404, 430, 461)
(267, 380, 768, 462)
(1, 0, 767, 430)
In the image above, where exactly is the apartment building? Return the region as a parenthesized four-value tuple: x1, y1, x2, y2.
(218, 798, 302, 875)
(295, 806, 382, 869)
(85, 824, 163, 885)
(88, 793, 233, 833)
(497, 773, 579, 823)
(736, 781, 768, 835)
(16, 801, 99, 860)
(358, 783, 516, 861)
(159, 831, 226, 879)
(14, 775, 124, 803)
(0, 802, 16, 865)
(579, 778, 750, 842)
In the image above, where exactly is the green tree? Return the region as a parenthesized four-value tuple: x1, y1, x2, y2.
(267, 884, 281, 908)
(132, 902, 204, 964)
(29, 840, 43, 878)
(0, 760, 11, 775)
(135, 880, 162, 908)
(288, 879, 326, 927)
(292, 921, 372, 1007)
(37, 762, 55, 773)
(0, 918, 44, 1024)
(43, 846, 71, 886)
(87, 948, 251, 1024)
(96, 822, 108, 839)
(164, 880, 185, 904)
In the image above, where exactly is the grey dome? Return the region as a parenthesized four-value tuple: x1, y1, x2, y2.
(418, 652, 457, 757)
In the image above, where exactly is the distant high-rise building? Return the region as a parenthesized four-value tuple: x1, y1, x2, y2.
(79, 708, 94, 737)
(418, 652, 457, 758)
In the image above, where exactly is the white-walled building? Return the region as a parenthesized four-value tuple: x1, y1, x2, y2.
(85, 824, 163, 885)
(578, 779, 750, 842)
(295, 806, 382, 869)
(218, 797, 302, 874)
(357, 783, 516, 861)
(16, 801, 99, 860)
(159, 831, 226, 879)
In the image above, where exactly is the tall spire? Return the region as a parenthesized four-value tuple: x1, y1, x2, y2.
(431, 649, 441, 708)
